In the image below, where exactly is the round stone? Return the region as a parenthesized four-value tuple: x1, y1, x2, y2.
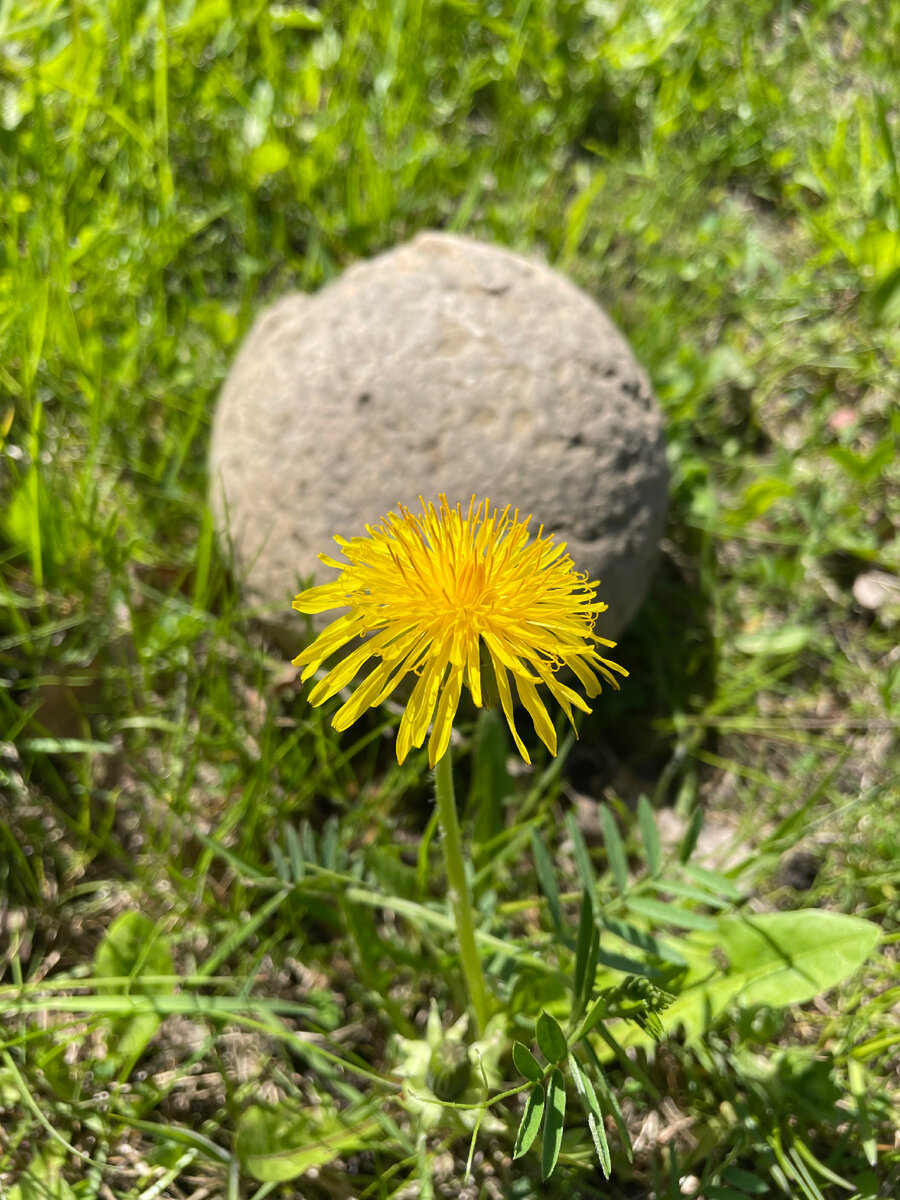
(209, 232, 668, 643)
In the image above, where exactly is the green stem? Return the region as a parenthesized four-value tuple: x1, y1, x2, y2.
(434, 747, 489, 1035)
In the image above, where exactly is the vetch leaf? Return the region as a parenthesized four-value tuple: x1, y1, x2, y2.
(565, 810, 596, 906)
(541, 1068, 566, 1180)
(599, 803, 628, 893)
(583, 927, 600, 1004)
(626, 896, 717, 931)
(512, 1041, 543, 1083)
(585, 1041, 633, 1162)
(578, 992, 607, 1040)
(531, 829, 563, 936)
(683, 862, 742, 901)
(573, 891, 596, 1012)
(513, 1082, 544, 1159)
(595, 945, 667, 979)
(637, 795, 661, 877)
(602, 915, 686, 966)
(569, 1054, 610, 1178)
(652, 878, 729, 909)
(678, 806, 704, 863)
(536, 1010, 567, 1063)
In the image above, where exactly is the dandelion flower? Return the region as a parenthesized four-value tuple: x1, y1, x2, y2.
(292, 496, 627, 767)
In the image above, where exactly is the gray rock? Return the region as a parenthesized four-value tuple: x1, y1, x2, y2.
(209, 232, 668, 642)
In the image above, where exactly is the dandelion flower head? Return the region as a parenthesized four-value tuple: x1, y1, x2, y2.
(292, 496, 627, 767)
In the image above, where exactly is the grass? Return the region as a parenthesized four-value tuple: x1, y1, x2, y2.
(1, 0, 899, 1196)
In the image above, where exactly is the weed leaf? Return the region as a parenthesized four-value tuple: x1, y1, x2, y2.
(512, 1041, 543, 1083)
(599, 804, 628, 893)
(573, 890, 596, 1008)
(536, 1011, 568, 1063)
(531, 829, 564, 935)
(569, 1054, 610, 1178)
(541, 1068, 566, 1180)
(637, 794, 661, 877)
(513, 1082, 545, 1159)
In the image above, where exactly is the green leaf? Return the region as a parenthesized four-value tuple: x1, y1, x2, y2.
(531, 829, 563, 935)
(724, 476, 794, 526)
(248, 140, 290, 180)
(541, 1068, 566, 1180)
(94, 912, 173, 987)
(657, 883, 734, 907)
(678, 806, 704, 863)
(470, 707, 511, 845)
(602, 915, 686, 966)
(733, 625, 812, 656)
(573, 891, 596, 1009)
(625, 896, 717, 931)
(599, 803, 628, 893)
(578, 992, 607, 1040)
(652, 878, 729, 909)
(585, 1042, 633, 1161)
(569, 1054, 610, 1178)
(721, 1166, 770, 1194)
(649, 911, 881, 1042)
(827, 438, 896, 485)
(583, 926, 600, 1004)
(565, 810, 596, 905)
(512, 1041, 543, 1083)
(870, 262, 900, 321)
(6, 1151, 76, 1200)
(235, 1102, 377, 1182)
(683, 862, 741, 901)
(847, 1057, 878, 1167)
(94, 912, 174, 1071)
(513, 1082, 545, 1159)
(637, 794, 661, 877)
(536, 1010, 568, 1063)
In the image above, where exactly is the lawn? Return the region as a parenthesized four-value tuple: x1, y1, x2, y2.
(1, 1, 899, 1197)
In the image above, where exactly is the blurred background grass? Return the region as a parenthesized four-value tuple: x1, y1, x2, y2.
(1, 1, 899, 1197)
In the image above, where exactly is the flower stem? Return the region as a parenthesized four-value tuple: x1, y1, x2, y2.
(434, 747, 489, 1035)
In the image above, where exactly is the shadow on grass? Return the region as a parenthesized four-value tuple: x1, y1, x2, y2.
(568, 538, 718, 807)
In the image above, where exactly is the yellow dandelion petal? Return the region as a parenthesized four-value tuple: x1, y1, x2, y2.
(533, 661, 592, 726)
(398, 643, 453, 761)
(291, 495, 626, 764)
(565, 652, 605, 698)
(486, 649, 531, 765)
(481, 629, 538, 681)
(514, 674, 557, 757)
(291, 612, 367, 680)
(464, 633, 482, 708)
(427, 663, 464, 768)
(307, 624, 415, 705)
(292, 582, 348, 615)
(332, 659, 398, 732)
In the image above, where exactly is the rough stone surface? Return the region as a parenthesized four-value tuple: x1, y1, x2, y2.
(209, 231, 668, 642)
